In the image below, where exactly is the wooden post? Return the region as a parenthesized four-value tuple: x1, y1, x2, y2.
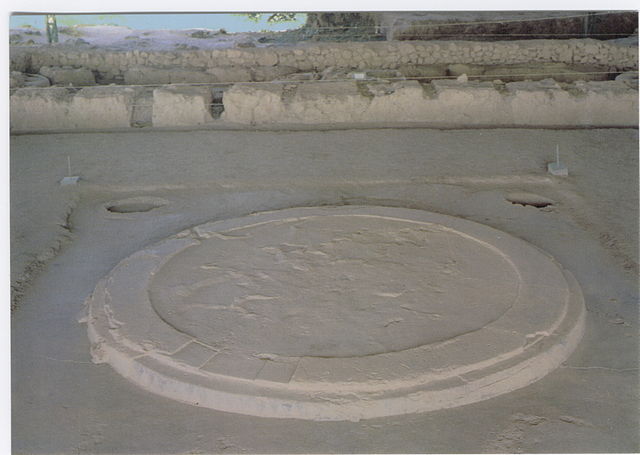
(46, 14, 58, 44)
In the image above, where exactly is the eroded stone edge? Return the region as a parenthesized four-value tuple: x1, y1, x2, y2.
(84, 206, 586, 420)
(87, 267, 584, 421)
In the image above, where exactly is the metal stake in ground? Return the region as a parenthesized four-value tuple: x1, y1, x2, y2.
(60, 155, 80, 185)
(548, 144, 569, 176)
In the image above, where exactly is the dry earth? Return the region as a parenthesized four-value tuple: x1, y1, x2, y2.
(10, 127, 639, 453)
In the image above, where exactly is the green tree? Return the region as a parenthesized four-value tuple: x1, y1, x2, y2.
(244, 13, 298, 23)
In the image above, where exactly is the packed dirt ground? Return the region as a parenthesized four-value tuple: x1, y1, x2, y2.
(10, 127, 639, 453)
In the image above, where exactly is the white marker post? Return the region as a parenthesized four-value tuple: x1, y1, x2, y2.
(60, 155, 80, 185)
(548, 145, 569, 176)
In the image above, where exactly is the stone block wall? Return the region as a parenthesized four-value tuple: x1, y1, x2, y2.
(11, 39, 638, 84)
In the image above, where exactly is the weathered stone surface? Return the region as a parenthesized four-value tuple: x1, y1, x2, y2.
(320, 66, 350, 80)
(287, 72, 321, 81)
(205, 66, 252, 83)
(39, 65, 96, 86)
(10, 86, 134, 131)
(124, 66, 171, 85)
(10, 71, 26, 88)
(84, 206, 585, 421)
(447, 63, 485, 76)
(166, 69, 218, 84)
(222, 79, 638, 127)
(221, 83, 285, 124)
(12, 39, 637, 80)
(398, 64, 448, 78)
(152, 85, 214, 127)
(482, 63, 611, 83)
(24, 74, 53, 87)
(256, 50, 279, 67)
(10, 77, 637, 131)
(615, 71, 639, 89)
(251, 65, 298, 82)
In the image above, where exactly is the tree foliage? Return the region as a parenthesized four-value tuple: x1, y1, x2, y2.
(244, 13, 298, 23)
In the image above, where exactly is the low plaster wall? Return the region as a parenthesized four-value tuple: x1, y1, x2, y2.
(223, 79, 638, 127)
(11, 39, 638, 80)
(10, 79, 638, 132)
(152, 86, 214, 127)
(10, 87, 135, 131)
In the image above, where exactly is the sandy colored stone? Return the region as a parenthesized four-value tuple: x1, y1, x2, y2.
(398, 64, 448, 78)
(205, 66, 252, 82)
(152, 85, 214, 127)
(10, 86, 134, 131)
(221, 79, 638, 127)
(85, 206, 585, 421)
(39, 65, 96, 86)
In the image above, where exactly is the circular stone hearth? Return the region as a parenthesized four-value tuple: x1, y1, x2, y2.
(84, 206, 585, 421)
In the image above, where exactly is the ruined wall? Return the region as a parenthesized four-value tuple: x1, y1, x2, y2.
(10, 87, 135, 131)
(222, 79, 638, 127)
(10, 79, 638, 132)
(11, 38, 638, 82)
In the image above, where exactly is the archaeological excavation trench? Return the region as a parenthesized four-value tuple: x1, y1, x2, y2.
(10, 13, 638, 452)
(11, 124, 639, 452)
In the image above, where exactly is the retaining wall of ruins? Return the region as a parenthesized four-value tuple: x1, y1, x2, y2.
(10, 79, 638, 132)
(10, 39, 638, 80)
(10, 38, 638, 132)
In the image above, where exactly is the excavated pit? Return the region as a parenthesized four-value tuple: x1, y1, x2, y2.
(506, 192, 556, 208)
(106, 203, 161, 213)
(105, 197, 168, 214)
